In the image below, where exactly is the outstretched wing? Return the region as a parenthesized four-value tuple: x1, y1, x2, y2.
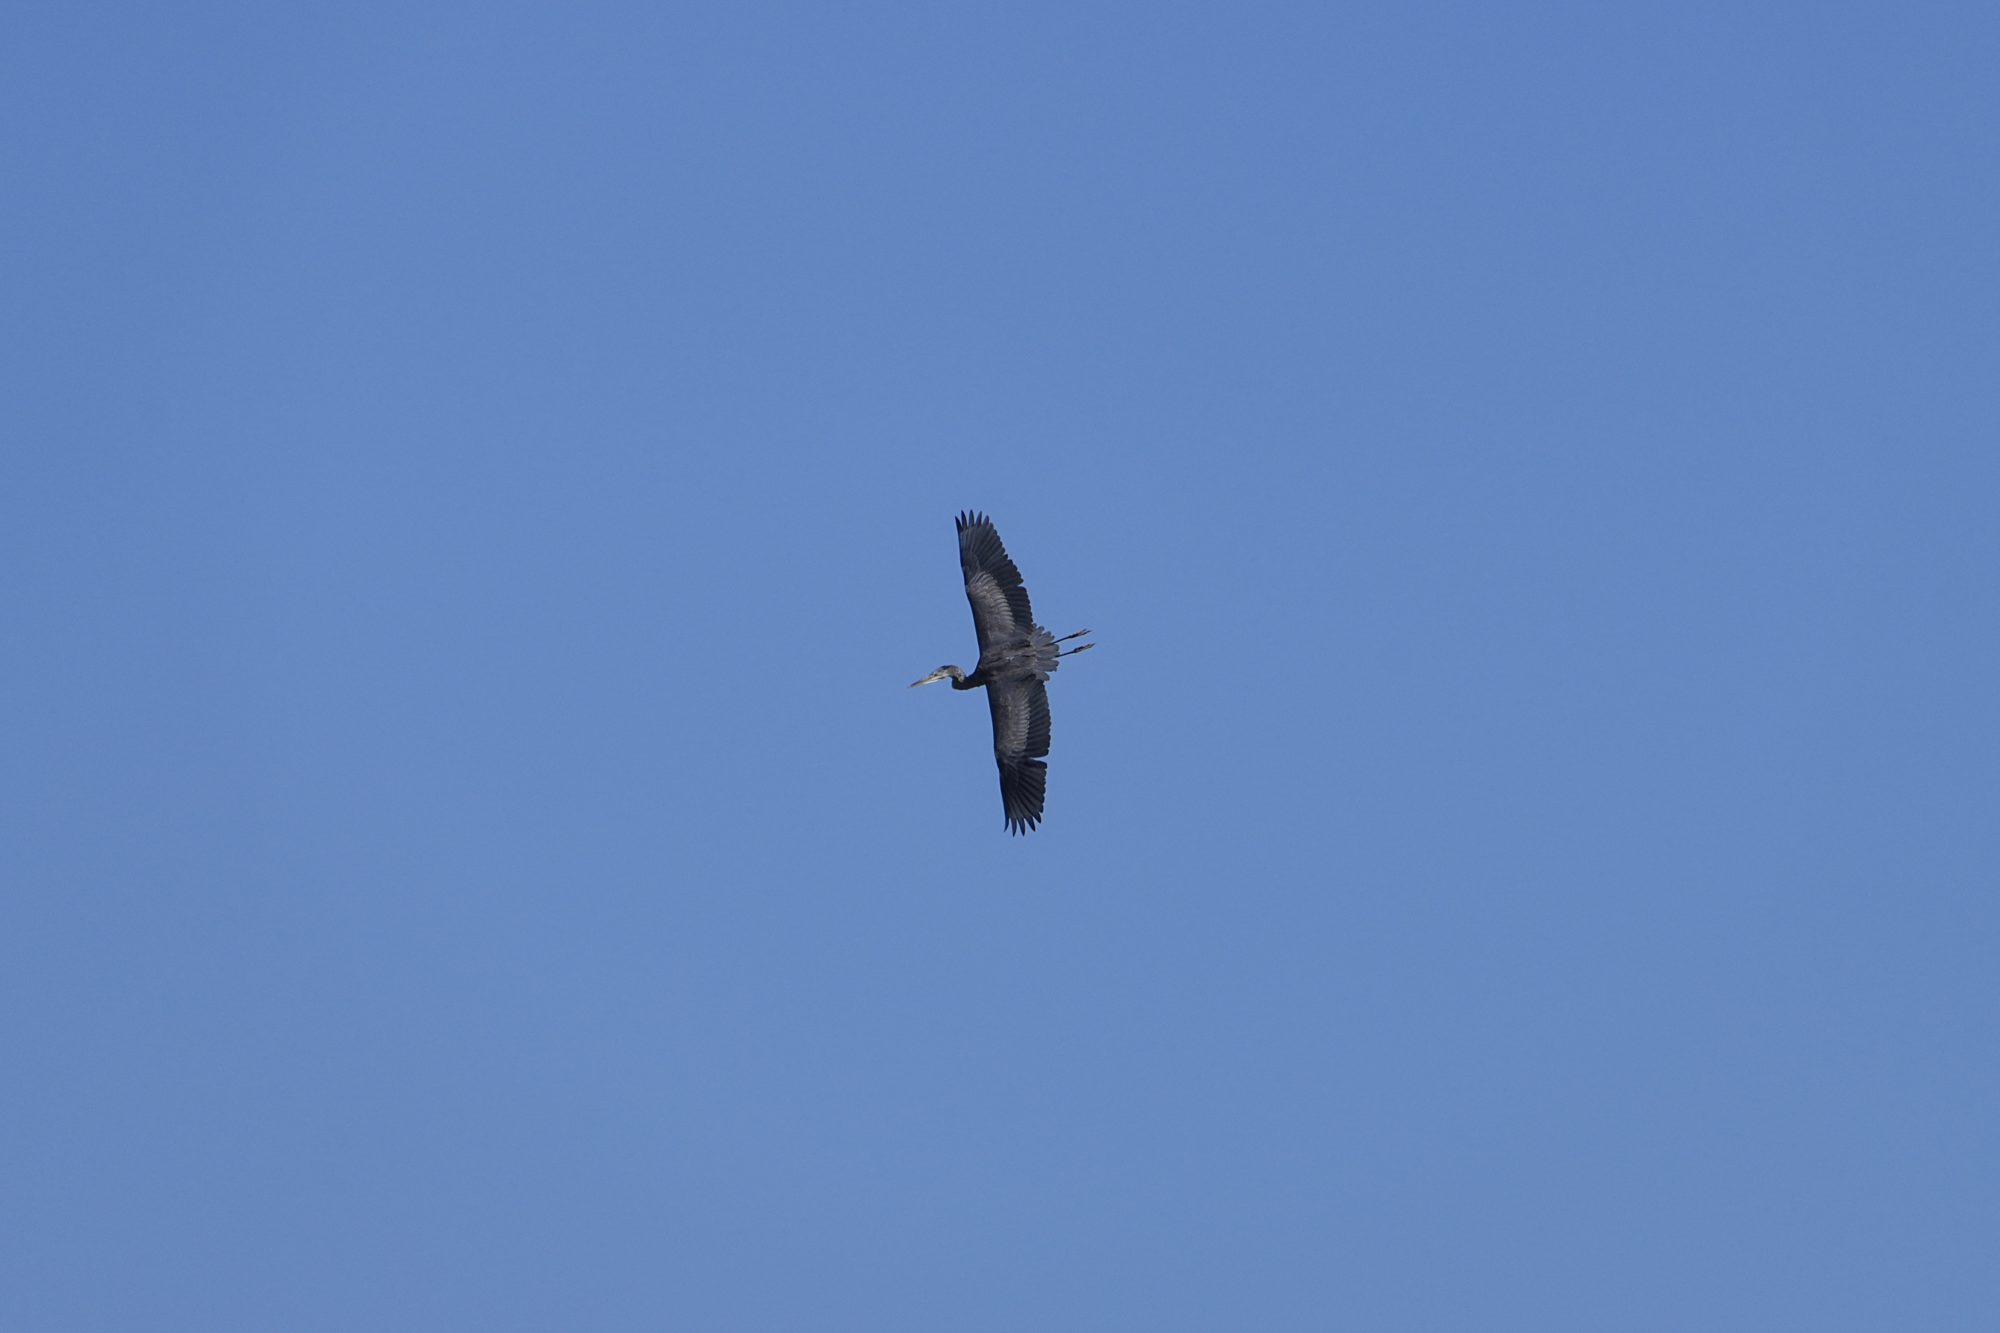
(986, 675, 1052, 834)
(957, 511, 1037, 655)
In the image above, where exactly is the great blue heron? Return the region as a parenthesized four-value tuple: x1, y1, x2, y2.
(911, 511, 1094, 835)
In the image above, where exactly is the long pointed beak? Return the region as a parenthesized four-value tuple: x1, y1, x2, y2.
(909, 670, 950, 688)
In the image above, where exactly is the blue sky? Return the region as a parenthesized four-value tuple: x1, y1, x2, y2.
(5, 3, 1997, 1328)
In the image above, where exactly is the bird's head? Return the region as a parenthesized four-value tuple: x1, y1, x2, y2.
(909, 665, 964, 688)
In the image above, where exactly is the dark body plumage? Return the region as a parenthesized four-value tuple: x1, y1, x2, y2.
(911, 512, 1093, 834)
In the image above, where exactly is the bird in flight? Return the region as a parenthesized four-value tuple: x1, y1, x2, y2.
(911, 512, 1093, 834)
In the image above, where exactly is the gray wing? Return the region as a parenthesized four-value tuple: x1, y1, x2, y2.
(986, 675, 1052, 835)
(957, 511, 1037, 656)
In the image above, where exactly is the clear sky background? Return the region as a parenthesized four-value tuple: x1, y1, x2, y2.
(5, 3, 1997, 1329)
